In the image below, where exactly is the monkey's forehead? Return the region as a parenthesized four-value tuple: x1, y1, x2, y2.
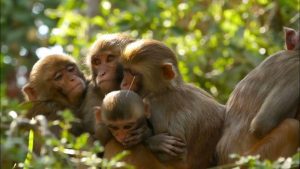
(29, 56, 77, 80)
(89, 41, 123, 55)
(31, 60, 75, 74)
(32, 54, 76, 69)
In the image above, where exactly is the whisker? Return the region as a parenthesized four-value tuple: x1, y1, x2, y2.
(126, 76, 136, 97)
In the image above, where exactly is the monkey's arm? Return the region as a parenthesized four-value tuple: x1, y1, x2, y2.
(250, 78, 299, 138)
(94, 123, 112, 146)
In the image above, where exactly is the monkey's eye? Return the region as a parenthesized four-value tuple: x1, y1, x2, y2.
(67, 65, 75, 72)
(124, 68, 137, 76)
(92, 58, 101, 65)
(123, 125, 133, 130)
(107, 54, 115, 62)
(54, 72, 63, 81)
(108, 126, 119, 131)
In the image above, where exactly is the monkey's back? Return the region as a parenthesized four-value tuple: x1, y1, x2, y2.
(217, 50, 300, 164)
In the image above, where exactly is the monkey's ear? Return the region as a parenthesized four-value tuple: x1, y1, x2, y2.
(94, 106, 103, 124)
(284, 27, 296, 50)
(22, 84, 37, 101)
(161, 63, 176, 80)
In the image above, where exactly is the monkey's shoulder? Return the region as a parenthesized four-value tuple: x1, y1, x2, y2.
(24, 101, 63, 119)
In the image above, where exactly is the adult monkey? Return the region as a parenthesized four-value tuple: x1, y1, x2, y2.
(80, 33, 149, 146)
(216, 27, 299, 164)
(120, 39, 225, 169)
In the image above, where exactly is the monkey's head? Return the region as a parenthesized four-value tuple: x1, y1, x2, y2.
(120, 39, 183, 97)
(22, 54, 86, 108)
(284, 27, 300, 50)
(95, 90, 149, 144)
(86, 33, 135, 95)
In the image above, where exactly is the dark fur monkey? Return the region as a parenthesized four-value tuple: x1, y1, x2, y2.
(94, 90, 170, 169)
(22, 54, 86, 136)
(120, 39, 225, 169)
(216, 27, 299, 164)
(79, 33, 149, 147)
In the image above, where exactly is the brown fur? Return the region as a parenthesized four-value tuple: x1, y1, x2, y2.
(79, 33, 135, 145)
(216, 50, 300, 164)
(22, 54, 86, 137)
(104, 139, 171, 169)
(121, 39, 225, 169)
(95, 90, 169, 169)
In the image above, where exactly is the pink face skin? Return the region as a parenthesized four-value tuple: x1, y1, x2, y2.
(53, 64, 86, 105)
(91, 51, 120, 94)
(120, 67, 142, 93)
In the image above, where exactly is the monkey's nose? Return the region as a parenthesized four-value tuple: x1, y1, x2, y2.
(120, 81, 129, 89)
(116, 133, 127, 143)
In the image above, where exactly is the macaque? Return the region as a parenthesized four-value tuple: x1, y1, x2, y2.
(216, 27, 300, 164)
(94, 90, 169, 169)
(79, 33, 148, 147)
(120, 39, 225, 169)
(22, 54, 86, 136)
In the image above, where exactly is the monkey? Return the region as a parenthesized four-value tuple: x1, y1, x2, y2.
(120, 39, 225, 169)
(216, 27, 300, 164)
(79, 33, 150, 147)
(22, 54, 86, 136)
(250, 27, 300, 136)
(20, 54, 87, 156)
(94, 90, 171, 169)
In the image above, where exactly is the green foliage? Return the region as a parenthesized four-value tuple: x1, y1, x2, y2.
(0, 94, 132, 169)
(209, 152, 300, 169)
(1, 0, 61, 67)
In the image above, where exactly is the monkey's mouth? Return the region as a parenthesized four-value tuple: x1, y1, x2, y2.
(99, 79, 113, 83)
(98, 78, 117, 85)
(68, 83, 83, 93)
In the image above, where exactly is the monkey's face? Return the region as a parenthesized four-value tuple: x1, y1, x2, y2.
(52, 64, 86, 105)
(91, 50, 123, 94)
(106, 120, 136, 144)
(105, 117, 145, 145)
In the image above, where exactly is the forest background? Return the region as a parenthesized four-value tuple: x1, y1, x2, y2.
(1, 0, 299, 168)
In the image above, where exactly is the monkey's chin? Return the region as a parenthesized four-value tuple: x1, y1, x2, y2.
(98, 80, 119, 94)
(117, 140, 127, 146)
(67, 84, 85, 103)
(70, 83, 85, 95)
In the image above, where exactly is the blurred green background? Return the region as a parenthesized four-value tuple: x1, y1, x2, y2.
(1, 0, 299, 103)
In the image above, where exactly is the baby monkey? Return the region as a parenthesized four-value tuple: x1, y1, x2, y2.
(94, 90, 170, 169)
(94, 90, 152, 146)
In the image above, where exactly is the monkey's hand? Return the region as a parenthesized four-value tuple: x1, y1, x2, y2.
(144, 133, 186, 157)
(123, 123, 152, 147)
